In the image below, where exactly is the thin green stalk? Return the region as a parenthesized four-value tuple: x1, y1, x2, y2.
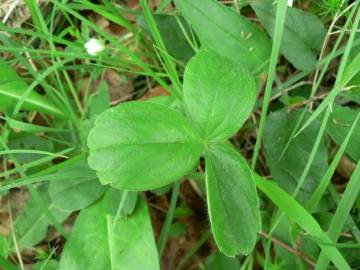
(175, 229, 211, 270)
(157, 181, 180, 256)
(251, 0, 288, 170)
(293, 108, 330, 198)
(316, 161, 360, 270)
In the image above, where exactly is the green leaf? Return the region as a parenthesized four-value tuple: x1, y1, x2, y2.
(14, 185, 70, 249)
(0, 235, 10, 258)
(49, 160, 106, 211)
(340, 52, 360, 88)
(183, 50, 257, 141)
(103, 188, 138, 217)
(327, 106, 360, 161)
(263, 110, 328, 201)
(205, 143, 261, 256)
(316, 161, 360, 269)
(204, 251, 241, 270)
(174, 0, 271, 73)
(343, 34, 360, 104)
(0, 58, 64, 117)
(137, 14, 195, 64)
(87, 101, 204, 191)
(88, 80, 110, 118)
(251, 0, 326, 71)
(32, 260, 59, 270)
(254, 175, 351, 270)
(60, 193, 160, 270)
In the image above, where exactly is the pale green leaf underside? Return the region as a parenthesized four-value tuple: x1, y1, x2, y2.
(14, 185, 70, 249)
(87, 102, 204, 191)
(183, 50, 257, 141)
(60, 194, 160, 270)
(174, 0, 271, 73)
(49, 160, 106, 211)
(205, 143, 261, 256)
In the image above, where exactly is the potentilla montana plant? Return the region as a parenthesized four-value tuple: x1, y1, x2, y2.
(87, 50, 261, 256)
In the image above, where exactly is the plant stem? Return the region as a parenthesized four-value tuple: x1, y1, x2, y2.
(157, 181, 181, 256)
(175, 229, 211, 270)
(260, 231, 316, 268)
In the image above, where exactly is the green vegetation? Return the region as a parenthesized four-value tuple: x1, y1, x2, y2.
(0, 0, 360, 269)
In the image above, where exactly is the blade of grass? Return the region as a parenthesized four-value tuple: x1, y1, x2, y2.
(307, 112, 360, 212)
(0, 148, 74, 179)
(0, 149, 70, 158)
(295, 3, 360, 137)
(140, 0, 182, 98)
(251, 0, 288, 170)
(156, 0, 173, 13)
(268, 2, 360, 244)
(315, 161, 360, 270)
(254, 174, 351, 270)
(79, 0, 137, 33)
(328, 184, 360, 242)
(2, 116, 69, 133)
(277, 1, 357, 160)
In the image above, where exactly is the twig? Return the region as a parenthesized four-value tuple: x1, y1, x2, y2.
(259, 230, 316, 268)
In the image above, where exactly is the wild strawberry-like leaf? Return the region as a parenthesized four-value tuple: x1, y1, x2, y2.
(174, 0, 271, 73)
(205, 143, 261, 256)
(87, 102, 204, 191)
(183, 50, 257, 141)
(251, 0, 326, 71)
(60, 193, 159, 270)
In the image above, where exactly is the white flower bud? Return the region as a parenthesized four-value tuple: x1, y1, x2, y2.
(84, 38, 105, 56)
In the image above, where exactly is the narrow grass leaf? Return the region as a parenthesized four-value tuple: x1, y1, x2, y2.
(315, 161, 360, 270)
(254, 175, 351, 270)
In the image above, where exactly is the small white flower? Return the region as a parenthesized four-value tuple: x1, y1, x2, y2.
(84, 38, 105, 56)
(288, 0, 294, 7)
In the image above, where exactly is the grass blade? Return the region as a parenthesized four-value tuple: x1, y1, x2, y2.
(252, 0, 288, 169)
(255, 175, 351, 270)
(307, 112, 360, 212)
(315, 161, 360, 270)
